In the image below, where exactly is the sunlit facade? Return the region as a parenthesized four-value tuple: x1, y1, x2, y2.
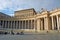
(0, 8, 60, 33)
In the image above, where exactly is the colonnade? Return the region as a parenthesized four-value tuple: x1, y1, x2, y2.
(0, 15, 60, 32)
(37, 18, 46, 31)
(51, 15, 60, 30)
(0, 20, 35, 30)
(37, 15, 60, 32)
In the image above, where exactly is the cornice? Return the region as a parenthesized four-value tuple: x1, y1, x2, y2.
(50, 8, 60, 13)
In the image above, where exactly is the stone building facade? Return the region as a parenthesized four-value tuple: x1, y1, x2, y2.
(0, 8, 60, 33)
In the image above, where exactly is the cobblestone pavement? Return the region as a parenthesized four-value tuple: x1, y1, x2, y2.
(0, 33, 60, 40)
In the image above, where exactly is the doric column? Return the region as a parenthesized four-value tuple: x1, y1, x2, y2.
(34, 20, 35, 30)
(28, 20, 29, 29)
(26, 21, 28, 29)
(31, 20, 32, 29)
(18, 21, 19, 29)
(15, 21, 17, 29)
(19, 21, 20, 29)
(40, 19, 43, 30)
(14, 21, 16, 29)
(34, 19, 37, 31)
(56, 15, 59, 30)
(8, 21, 9, 29)
(44, 17, 48, 30)
(4, 21, 5, 28)
(20, 21, 21, 29)
(37, 18, 40, 31)
(25, 20, 26, 29)
(0, 20, 1, 28)
(9, 21, 11, 29)
(16, 21, 18, 29)
(2, 21, 4, 28)
(6, 21, 8, 28)
(13, 21, 15, 29)
(23, 21, 25, 29)
(22, 21, 23, 29)
(39, 19, 41, 30)
(16, 21, 17, 29)
(5, 21, 7, 28)
(51, 16, 54, 30)
(11, 21, 12, 29)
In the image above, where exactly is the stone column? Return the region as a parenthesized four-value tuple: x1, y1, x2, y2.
(2, 21, 4, 28)
(18, 21, 19, 29)
(20, 21, 21, 29)
(40, 19, 43, 30)
(13, 21, 15, 29)
(39, 19, 41, 30)
(44, 17, 48, 30)
(7, 21, 9, 28)
(6, 21, 8, 28)
(19, 21, 20, 29)
(51, 16, 54, 30)
(34, 19, 37, 31)
(11, 21, 12, 29)
(56, 15, 59, 30)
(5, 21, 7, 28)
(25, 20, 26, 29)
(0, 20, 1, 28)
(34, 20, 35, 31)
(16, 21, 17, 29)
(16, 21, 18, 29)
(31, 20, 32, 29)
(8, 21, 9, 29)
(26, 20, 27, 29)
(37, 18, 40, 32)
(1, 20, 3, 28)
(12, 21, 13, 29)
(15, 21, 16, 29)
(23, 21, 24, 29)
(14, 21, 15, 29)
(22, 21, 23, 29)
(9, 21, 11, 29)
(28, 20, 29, 29)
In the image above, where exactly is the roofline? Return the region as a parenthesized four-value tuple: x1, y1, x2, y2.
(14, 8, 35, 12)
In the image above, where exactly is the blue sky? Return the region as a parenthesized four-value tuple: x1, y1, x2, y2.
(0, 0, 60, 16)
